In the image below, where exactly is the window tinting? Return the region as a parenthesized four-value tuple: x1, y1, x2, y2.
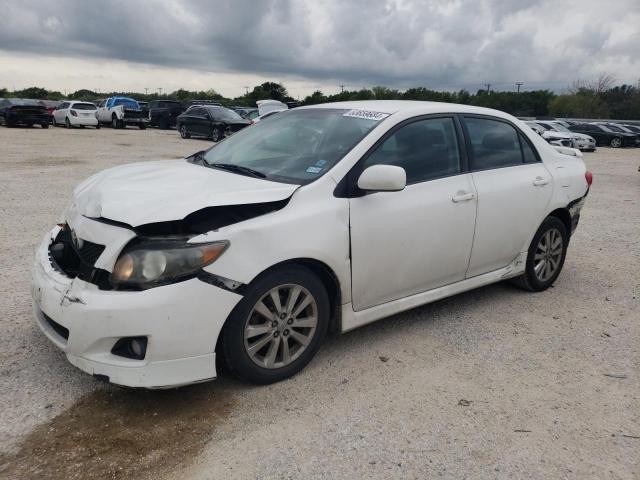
(465, 117, 523, 170)
(519, 134, 539, 163)
(362, 117, 461, 184)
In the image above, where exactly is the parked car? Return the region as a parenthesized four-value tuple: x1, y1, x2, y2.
(251, 110, 284, 124)
(52, 101, 99, 129)
(96, 97, 148, 129)
(0, 98, 49, 128)
(524, 121, 573, 147)
(592, 122, 640, 146)
(568, 123, 637, 148)
(148, 100, 184, 129)
(39, 99, 62, 123)
(32, 101, 591, 388)
(176, 105, 251, 141)
(534, 121, 596, 151)
(619, 124, 640, 134)
(137, 101, 149, 115)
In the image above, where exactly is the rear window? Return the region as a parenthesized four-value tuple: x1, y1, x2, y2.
(207, 106, 243, 122)
(72, 103, 96, 110)
(465, 117, 524, 170)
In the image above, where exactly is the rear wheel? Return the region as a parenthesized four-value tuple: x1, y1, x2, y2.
(221, 266, 329, 384)
(511, 216, 568, 291)
(41, 123, 49, 129)
(610, 137, 622, 148)
(179, 124, 190, 139)
(138, 124, 146, 130)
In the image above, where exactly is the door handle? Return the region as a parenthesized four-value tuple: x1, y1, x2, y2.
(452, 191, 475, 203)
(533, 176, 549, 186)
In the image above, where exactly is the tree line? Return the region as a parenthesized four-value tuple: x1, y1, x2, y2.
(2, 76, 639, 119)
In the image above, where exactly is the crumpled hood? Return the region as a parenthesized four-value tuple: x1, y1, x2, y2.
(71, 160, 299, 227)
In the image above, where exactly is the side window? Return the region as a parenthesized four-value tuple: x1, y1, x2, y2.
(465, 117, 523, 170)
(519, 134, 539, 163)
(362, 117, 461, 184)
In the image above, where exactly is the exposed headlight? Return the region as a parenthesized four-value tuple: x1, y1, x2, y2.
(111, 240, 229, 288)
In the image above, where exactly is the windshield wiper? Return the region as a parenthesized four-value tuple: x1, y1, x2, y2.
(208, 163, 267, 178)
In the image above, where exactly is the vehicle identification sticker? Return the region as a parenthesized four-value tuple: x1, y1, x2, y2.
(343, 109, 389, 121)
(306, 166, 322, 174)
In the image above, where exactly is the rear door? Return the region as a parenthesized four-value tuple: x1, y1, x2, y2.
(462, 115, 553, 277)
(349, 116, 477, 311)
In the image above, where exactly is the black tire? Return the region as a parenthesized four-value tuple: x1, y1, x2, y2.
(112, 115, 120, 129)
(511, 216, 568, 292)
(138, 124, 146, 130)
(95, 124, 100, 129)
(65, 117, 71, 128)
(52, 117, 58, 127)
(211, 127, 223, 142)
(221, 265, 330, 384)
(26, 123, 34, 128)
(610, 137, 622, 148)
(179, 124, 190, 139)
(41, 123, 49, 129)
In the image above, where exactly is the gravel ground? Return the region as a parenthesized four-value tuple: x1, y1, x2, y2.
(0, 126, 638, 479)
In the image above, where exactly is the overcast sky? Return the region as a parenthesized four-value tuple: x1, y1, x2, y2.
(1, 0, 639, 98)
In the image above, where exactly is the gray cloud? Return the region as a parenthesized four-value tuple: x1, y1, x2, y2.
(1, 0, 639, 91)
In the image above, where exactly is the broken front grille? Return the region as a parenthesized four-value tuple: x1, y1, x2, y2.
(49, 227, 105, 280)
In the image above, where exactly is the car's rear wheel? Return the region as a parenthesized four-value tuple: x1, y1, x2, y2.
(221, 265, 329, 384)
(512, 216, 568, 291)
(179, 124, 190, 139)
(610, 137, 622, 148)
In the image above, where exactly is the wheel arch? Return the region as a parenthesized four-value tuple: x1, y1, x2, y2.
(248, 258, 342, 334)
(547, 207, 572, 237)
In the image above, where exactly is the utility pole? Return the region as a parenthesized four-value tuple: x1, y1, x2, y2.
(144, 87, 149, 95)
(340, 84, 345, 93)
(484, 83, 491, 94)
(516, 82, 523, 93)
(244, 86, 249, 95)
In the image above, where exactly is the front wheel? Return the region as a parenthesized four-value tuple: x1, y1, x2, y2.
(138, 124, 146, 130)
(221, 266, 329, 384)
(610, 137, 622, 148)
(211, 127, 223, 142)
(41, 123, 49, 129)
(512, 216, 568, 291)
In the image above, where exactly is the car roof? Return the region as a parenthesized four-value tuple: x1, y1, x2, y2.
(297, 100, 516, 119)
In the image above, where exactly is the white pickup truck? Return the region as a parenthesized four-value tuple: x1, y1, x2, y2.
(96, 97, 149, 129)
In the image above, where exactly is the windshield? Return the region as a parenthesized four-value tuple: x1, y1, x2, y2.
(603, 124, 624, 133)
(202, 108, 382, 184)
(549, 123, 572, 133)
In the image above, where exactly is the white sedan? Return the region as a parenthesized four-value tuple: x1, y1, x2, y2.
(32, 101, 591, 388)
(53, 101, 99, 128)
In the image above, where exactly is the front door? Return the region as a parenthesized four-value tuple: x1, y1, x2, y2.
(349, 116, 477, 311)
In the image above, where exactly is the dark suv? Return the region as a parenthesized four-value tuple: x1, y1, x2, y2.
(148, 100, 184, 129)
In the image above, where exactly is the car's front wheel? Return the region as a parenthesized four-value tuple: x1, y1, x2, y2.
(512, 216, 568, 291)
(610, 137, 622, 148)
(221, 265, 330, 384)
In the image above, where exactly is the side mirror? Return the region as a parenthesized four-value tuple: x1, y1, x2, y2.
(357, 165, 406, 192)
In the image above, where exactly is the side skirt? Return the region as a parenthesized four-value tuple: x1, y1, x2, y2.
(340, 252, 526, 333)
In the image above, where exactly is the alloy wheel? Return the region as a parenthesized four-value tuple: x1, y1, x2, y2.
(610, 137, 622, 148)
(243, 284, 318, 369)
(533, 228, 563, 282)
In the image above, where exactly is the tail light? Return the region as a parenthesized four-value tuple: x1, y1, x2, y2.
(585, 171, 593, 186)
(70, 110, 77, 117)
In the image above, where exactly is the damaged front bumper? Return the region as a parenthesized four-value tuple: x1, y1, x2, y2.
(31, 226, 242, 388)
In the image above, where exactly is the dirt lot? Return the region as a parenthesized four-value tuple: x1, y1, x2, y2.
(0, 126, 638, 479)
